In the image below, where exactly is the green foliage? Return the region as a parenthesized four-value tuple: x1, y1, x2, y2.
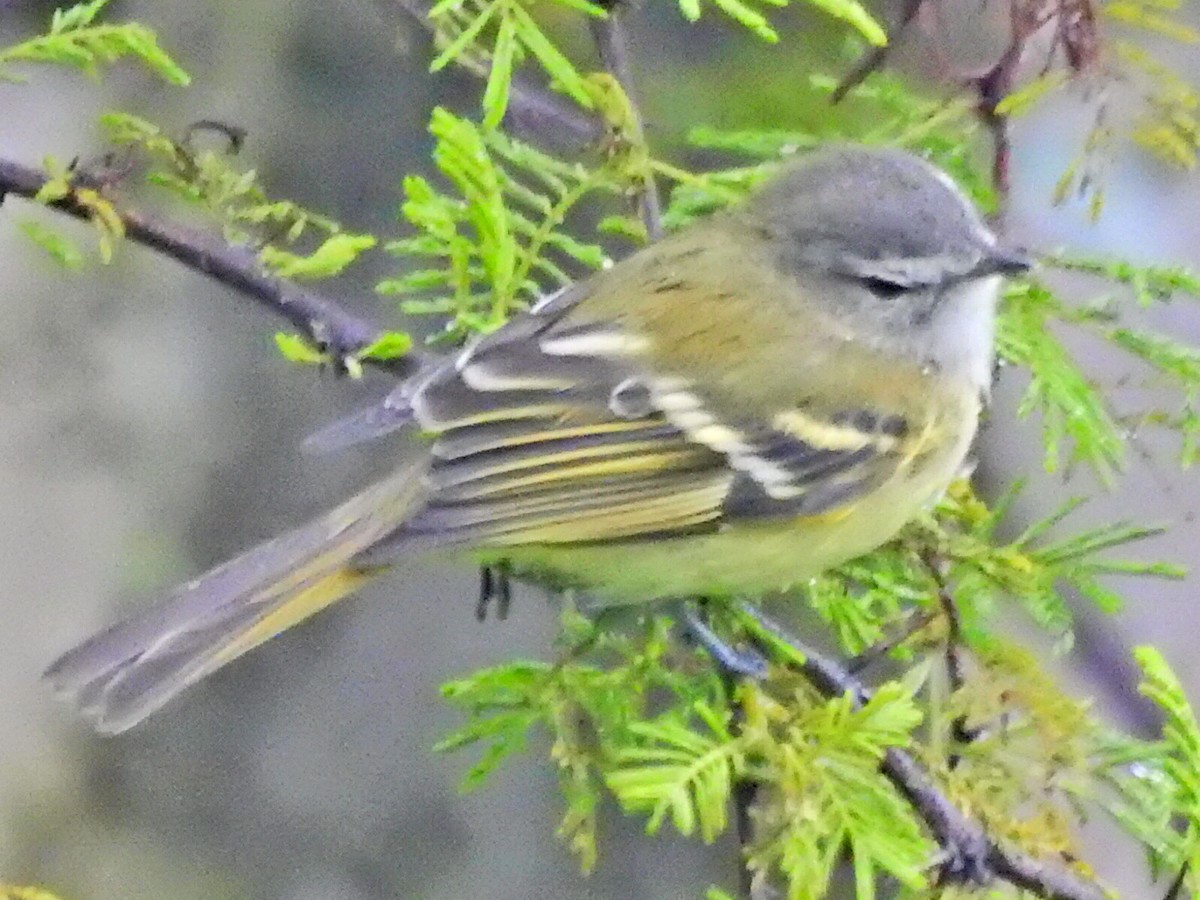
(272, 328, 413, 374)
(997, 281, 1127, 480)
(799, 480, 1182, 656)
(0, 0, 188, 84)
(676, 71, 994, 224)
(97, 113, 390, 357)
(439, 606, 933, 896)
(379, 108, 617, 341)
(438, 612, 717, 871)
(606, 701, 741, 842)
(385, 5, 1200, 895)
(804, 548, 921, 657)
(4, 0, 195, 271)
(357, 331, 415, 362)
(273, 332, 330, 367)
(1048, 253, 1200, 305)
(932, 484, 1183, 638)
(259, 233, 378, 280)
(1037, 254, 1200, 469)
(674, 0, 886, 46)
(28, 154, 127, 263)
(17, 219, 85, 269)
(1123, 648, 1200, 891)
(996, 0, 1200, 216)
(98, 113, 374, 262)
(0, 888, 67, 900)
(426, 0, 604, 127)
(1108, 0, 1200, 171)
(738, 682, 930, 898)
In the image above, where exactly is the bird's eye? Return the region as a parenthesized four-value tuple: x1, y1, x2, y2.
(859, 276, 908, 299)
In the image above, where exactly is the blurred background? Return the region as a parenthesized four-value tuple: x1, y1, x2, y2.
(2, 1, 1199, 897)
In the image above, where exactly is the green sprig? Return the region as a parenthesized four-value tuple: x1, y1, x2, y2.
(0, 0, 188, 84)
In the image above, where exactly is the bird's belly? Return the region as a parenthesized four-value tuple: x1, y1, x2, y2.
(472, 453, 964, 603)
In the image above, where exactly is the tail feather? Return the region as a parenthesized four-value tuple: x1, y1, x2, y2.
(45, 458, 428, 734)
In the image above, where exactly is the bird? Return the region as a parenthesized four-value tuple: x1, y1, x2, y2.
(44, 145, 1031, 734)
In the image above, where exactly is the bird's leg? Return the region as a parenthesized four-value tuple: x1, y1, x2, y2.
(475, 564, 513, 622)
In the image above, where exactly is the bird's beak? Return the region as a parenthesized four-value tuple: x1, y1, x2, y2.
(976, 245, 1034, 278)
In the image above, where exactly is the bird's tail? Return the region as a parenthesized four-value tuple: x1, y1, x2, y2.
(44, 458, 429, 734)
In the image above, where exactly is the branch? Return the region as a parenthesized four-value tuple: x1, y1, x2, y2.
(921, 549, 978, 758)
(742, 605, 1108, 900)
(0, 156, 420, 374)
(588, 0, 663, 239)
(831, 0, 925, 104)
(375, 0, 605, 151)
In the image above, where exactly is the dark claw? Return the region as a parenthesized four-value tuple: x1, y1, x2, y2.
(476, 567, 493, 622)
(476, 565, 513, 622)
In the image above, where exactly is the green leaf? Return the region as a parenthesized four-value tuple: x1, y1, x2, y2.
(482, 15, 518, 129)
(429, 0, 500, 72)
(994, 69, 1070, 117)
(606, 706, 739, 842)
(1132, 647, 1200, 889)
(1106, 1, 1200, 42)
(709, 0, 780, 41)
(273, 332, 327, 365)
(17, 219, 84, 269)
(507, 4, 593, 108)
(997, 282, 1125, 479)
(1045, 253, 1200, 304)
(0, 1, 189, 84)
(259, 233, 377, 279)
(803, 0, 887, 45)
(51, 0, 111, 32)
(357, 331, 414, 361)
(383, 109, 612, 340)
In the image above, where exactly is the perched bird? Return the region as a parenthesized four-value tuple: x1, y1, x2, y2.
(45, 146, 1031, 734)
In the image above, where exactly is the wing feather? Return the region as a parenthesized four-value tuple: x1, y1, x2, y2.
(306, 279, 913, 549)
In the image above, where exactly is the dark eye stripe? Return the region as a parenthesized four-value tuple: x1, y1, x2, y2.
(859, 276, 908, 299)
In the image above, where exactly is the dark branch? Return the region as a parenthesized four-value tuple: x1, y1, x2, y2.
(588, 1, 663, 239)
(0, 156, 421, 374)
(831, 0, 925, 104)
(730, 745, 758, 899)
(847, 608, 935, 674)
(921, 549, 978, 758)
(741, 605, 1108, 900)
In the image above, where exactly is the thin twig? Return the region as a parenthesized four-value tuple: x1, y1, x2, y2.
(920, 549, 978, 761)
(741, 605, 1108, 900)
(714, 647, 761, 900)
(831, 0, 925, 104)
(847, 608, 936, 675)
(731, 758, 759, 898)
(0, 157, 421, 373)
(376, 0, 605, 151)
(972, 0, 1044, 210)
(588, 1, 663, 239)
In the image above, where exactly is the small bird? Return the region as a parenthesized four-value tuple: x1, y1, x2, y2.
(45, 146, 1031, 734)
